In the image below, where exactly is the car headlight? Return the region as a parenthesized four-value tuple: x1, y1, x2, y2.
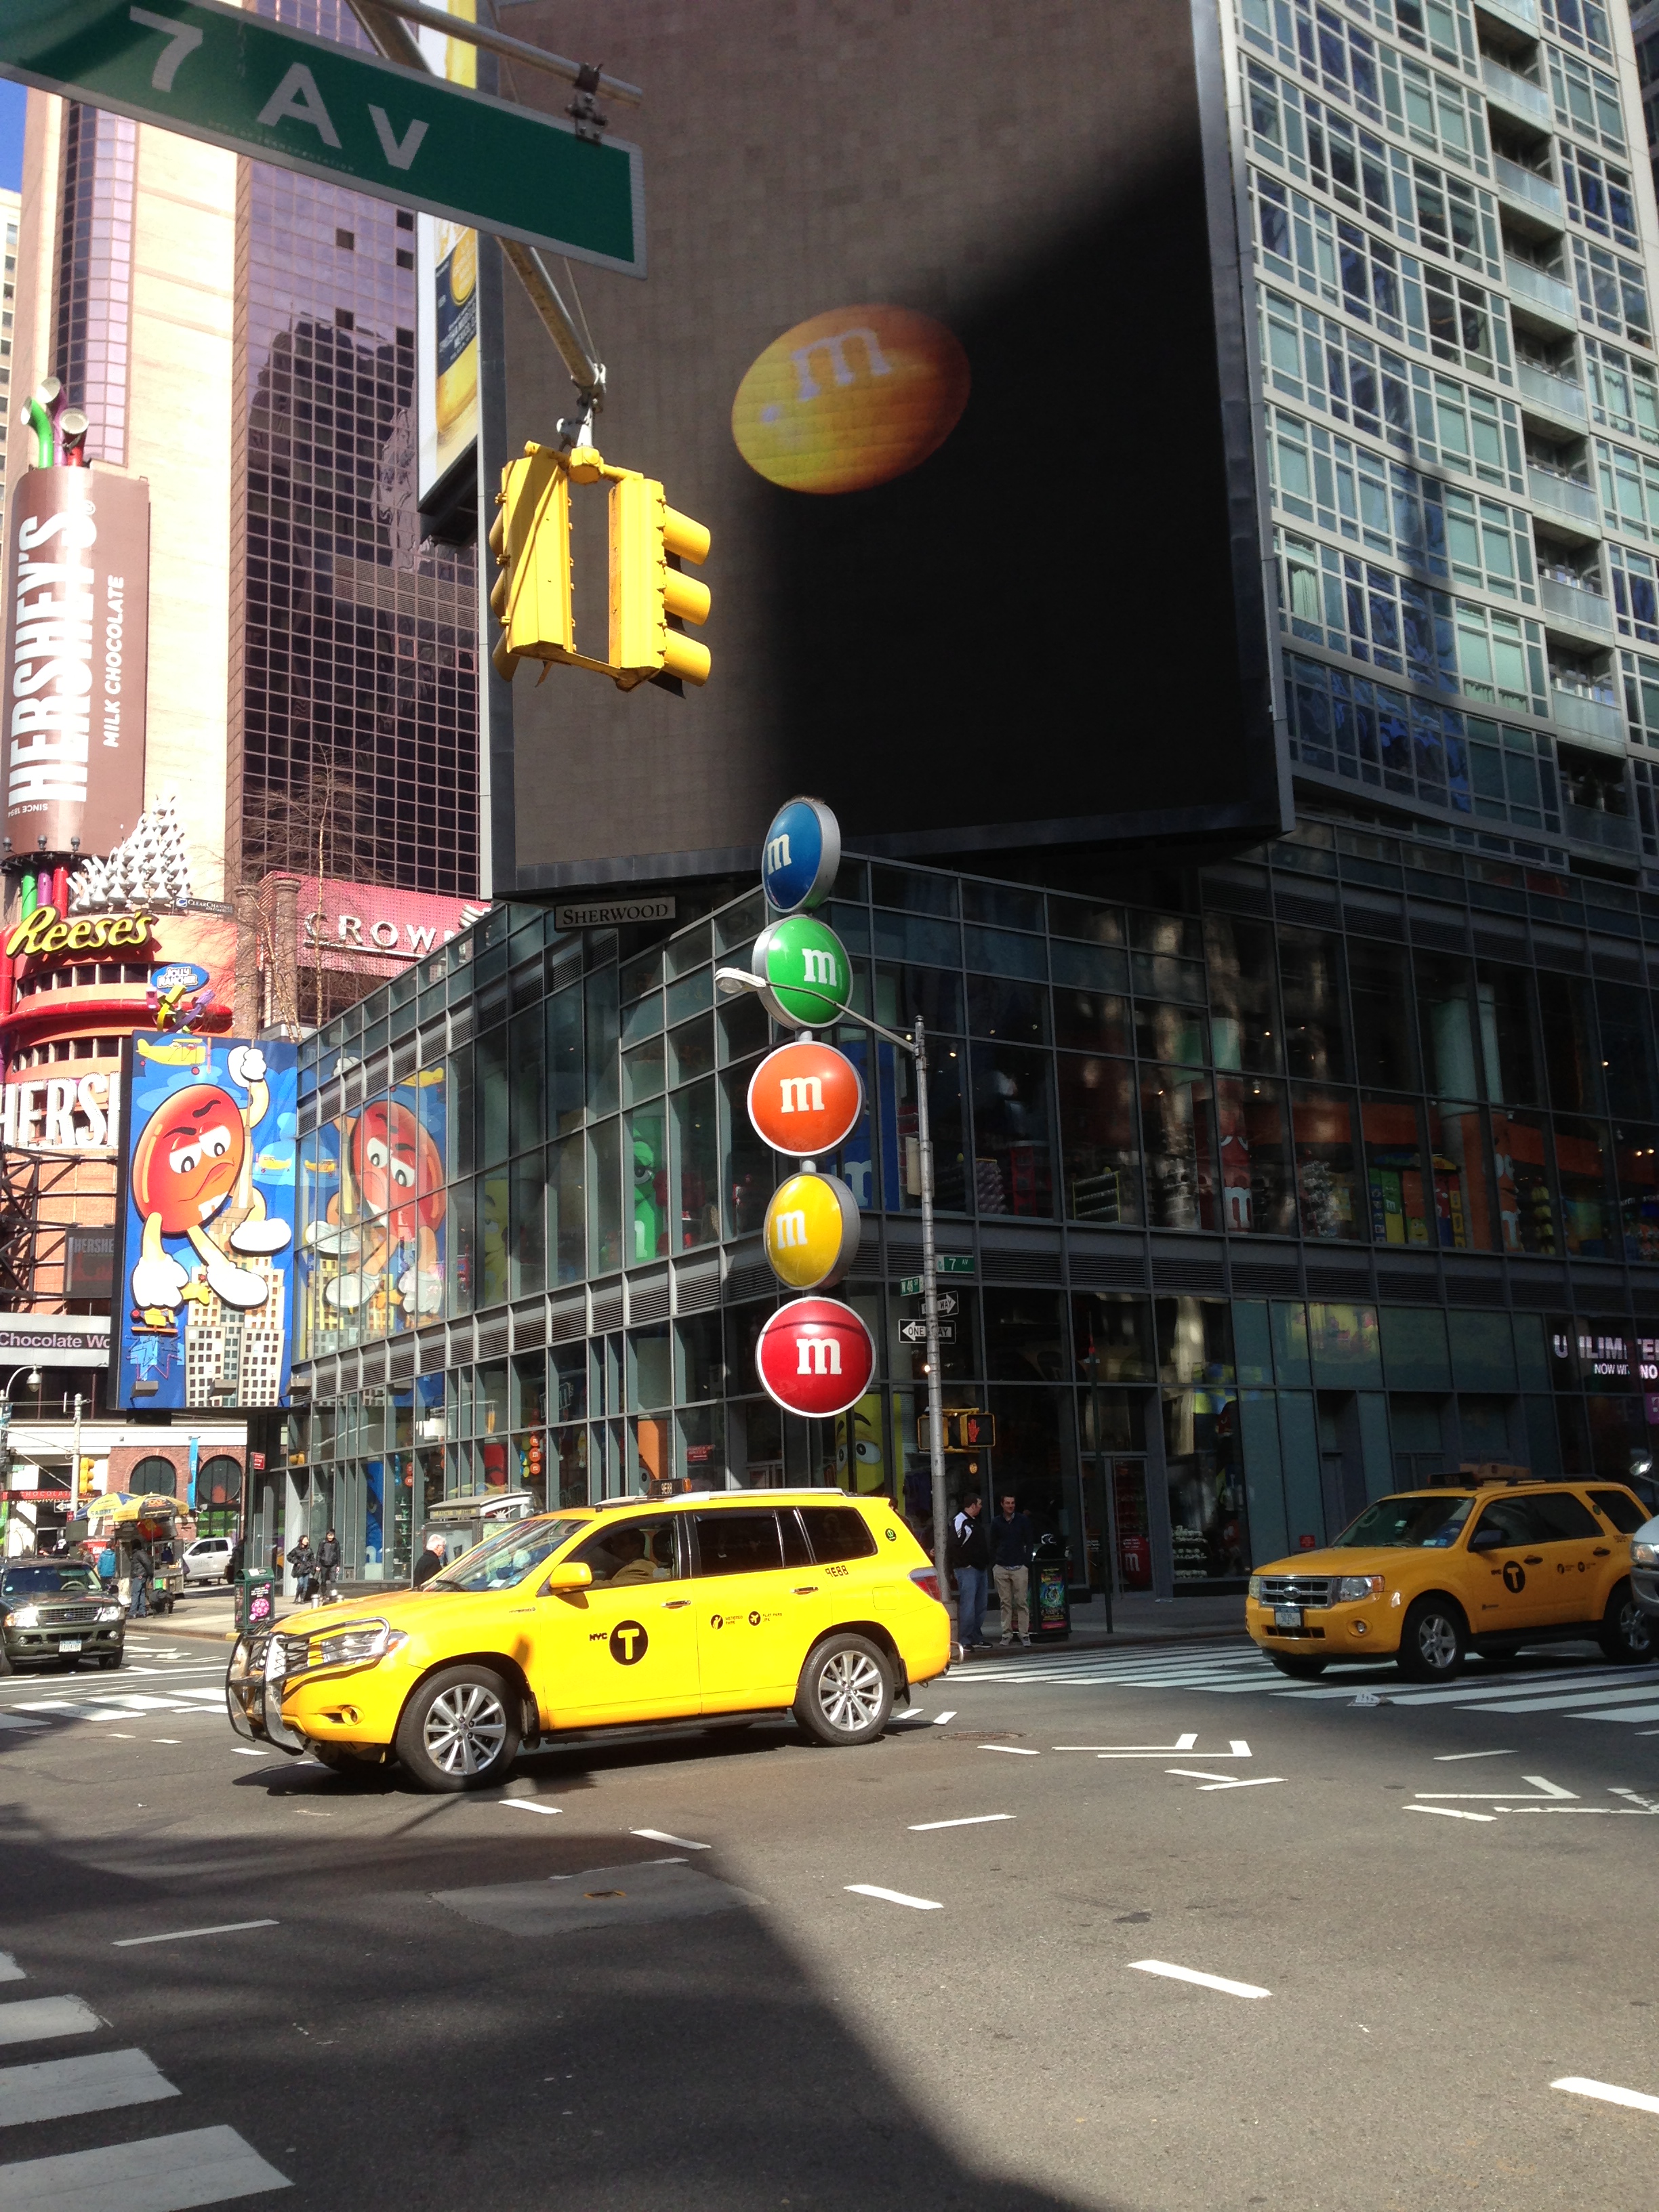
(1635, 1542, 1659, 1568)
(314, 1621, 406, 1669)
(9, 1605, 38, 1629)
(1333, 1576, 1385, 1603)
(1248, 1576, 1263, 1601)
(98, 1605, 122, 1624)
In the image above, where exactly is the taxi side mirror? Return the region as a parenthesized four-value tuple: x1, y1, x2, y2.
(541, 1563, 593, 1594)
(1469, 1527, 1502, 1553)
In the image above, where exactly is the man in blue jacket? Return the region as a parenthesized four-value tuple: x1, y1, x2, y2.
(989, 1492, 1036, 1647)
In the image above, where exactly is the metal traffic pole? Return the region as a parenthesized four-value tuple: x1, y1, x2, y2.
(912, 1015, 950, 1607)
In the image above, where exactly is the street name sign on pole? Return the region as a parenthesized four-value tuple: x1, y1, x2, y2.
(3, 0, 644, 271)
(938, 1254, 973, 1274)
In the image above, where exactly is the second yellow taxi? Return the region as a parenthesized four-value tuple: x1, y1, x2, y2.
(1246, 1473, 1652, 1683)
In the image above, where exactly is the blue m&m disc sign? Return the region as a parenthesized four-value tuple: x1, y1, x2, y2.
(761, 797, 840, 914)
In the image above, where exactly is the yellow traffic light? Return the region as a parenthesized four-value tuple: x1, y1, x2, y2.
(489, 444, 573, 682)
(488, 441, 710, 693)
(610, 472, 712, 689)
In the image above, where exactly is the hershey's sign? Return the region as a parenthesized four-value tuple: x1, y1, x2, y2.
(3, 468, 150, 856)
(2, 1071, 123, 1154)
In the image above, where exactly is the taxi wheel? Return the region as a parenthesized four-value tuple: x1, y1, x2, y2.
(1397, 1597, 1467, 1683)
(396, 1665, 521, 1793)
(1598, 1580, 1653, 1665)
(1266, 1653, 1328, 1679)
(795, 1635, 894, 1747)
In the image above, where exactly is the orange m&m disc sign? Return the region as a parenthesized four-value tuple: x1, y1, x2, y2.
(747, 1041, 863, 1156)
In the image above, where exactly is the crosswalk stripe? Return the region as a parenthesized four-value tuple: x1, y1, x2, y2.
(1574, 1703, 1659, 1724)
(0, 1968, 20, 1990)
(1453, 1683, 1659, 1714)
(0, 2123, 289, 2210)
(0, 2049, 177, 2129)
(0, 2002, 100, 2050)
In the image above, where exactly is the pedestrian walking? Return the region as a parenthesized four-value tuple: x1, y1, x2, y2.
(127, 1541, 152, 1619)
(949, 1492, 992, 1654)
(226, 1538, 243, 1586)
(289, 1533, 316, 1601)
(411, 1532, 447, 1588)
(316, 1528, 342, 1603)
(989, 1492, 1036, 1646)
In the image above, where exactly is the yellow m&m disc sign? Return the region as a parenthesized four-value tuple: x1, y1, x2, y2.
(732, 305, 970, 496)
(764, 1171, 861, 1291)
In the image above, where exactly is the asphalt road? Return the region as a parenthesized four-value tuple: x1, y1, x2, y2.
(3, 1629, 1659, 2211)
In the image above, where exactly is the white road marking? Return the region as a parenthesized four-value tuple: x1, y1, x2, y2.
(230, 1750, 264, 1759)
(1553, 2076, 1659, 2117)
(976, 1744, 1039, 1756)
(629, 1828, 707, 1849)
(0, 2122, 290, 2208)
(1577, 1704, 1659, 1725)
(1127, 1959, 1271, 2000)
(1463, 1685, 1659, 1715)
(496, 1802, 562, 1819)
(112, 1921, 277, 1949)
(0, 2001, 100, 2048)
(1058, 1734, 1200, 1754)
(0, 2048, 177, 2129)
(152, 1741, 181, 1747)
(0, 1718, 45, 1734)
(844, 1885, 943, 1911)
(1195, 1776, 1284, 1793)
(1416, 1775, 1576, 1803)
(0, 1969, 19, 1989)
(907, 1814, 1014, 1831)
(931, 1711, 956, 1725)
(1405, 1805, 1495, 1822)
(1433, 1749, 1515, 1760)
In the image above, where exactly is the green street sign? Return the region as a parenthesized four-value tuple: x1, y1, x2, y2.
(3, 0, 644, 272)
(938, 1254, 974, 1274)
(898, 1275, 923, 1297)
(751, 914, 853, 1029)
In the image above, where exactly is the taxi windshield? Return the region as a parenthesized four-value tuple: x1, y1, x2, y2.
(430, 1516, 590, 1593)
(1333, 1494, 1474, 1549)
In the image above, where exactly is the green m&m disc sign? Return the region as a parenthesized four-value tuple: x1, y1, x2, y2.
(751, 913, 853, 1027)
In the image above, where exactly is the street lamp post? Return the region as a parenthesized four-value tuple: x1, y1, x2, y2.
(0, 1367, 43, 1557)
(715, 970, 953, 1607)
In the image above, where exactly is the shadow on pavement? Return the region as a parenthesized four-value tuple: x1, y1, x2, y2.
(0, 1781, 1123, 2212)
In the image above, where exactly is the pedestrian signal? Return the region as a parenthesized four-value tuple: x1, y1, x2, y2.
(489, 445, 573, 682)
(916, 1410, 998, 1454)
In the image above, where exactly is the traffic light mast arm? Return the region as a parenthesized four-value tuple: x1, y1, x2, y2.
(344, 1, 609, 439)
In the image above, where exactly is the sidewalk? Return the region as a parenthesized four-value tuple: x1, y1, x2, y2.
(954, 1590, 1246, 1657)
(151, 1584, 1248, 1652)
(142, 1580, 390, 1643)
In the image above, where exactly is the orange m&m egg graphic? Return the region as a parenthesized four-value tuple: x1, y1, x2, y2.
(731, 306, 970, 495)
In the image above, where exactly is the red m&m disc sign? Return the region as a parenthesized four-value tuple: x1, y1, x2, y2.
(755, 1296, 876, 1418)
(747, 1040, 863, 1155)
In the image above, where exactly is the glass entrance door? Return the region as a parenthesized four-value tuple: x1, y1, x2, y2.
(1082, 1456, 1153, 1594)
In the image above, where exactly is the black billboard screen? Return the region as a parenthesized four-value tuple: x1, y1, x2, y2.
(499, 0, 1286, 889)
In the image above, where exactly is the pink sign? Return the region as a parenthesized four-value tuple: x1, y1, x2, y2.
(277, 876, 489, 972)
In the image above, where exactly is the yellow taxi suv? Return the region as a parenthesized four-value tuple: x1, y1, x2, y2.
(1246, 1475, 1654, 1685)
(225, 1490, 951, 1790)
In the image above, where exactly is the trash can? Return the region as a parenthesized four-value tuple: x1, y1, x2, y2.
(237, 1572, 277, 1637)
(1031, 1532, 1071, 1641)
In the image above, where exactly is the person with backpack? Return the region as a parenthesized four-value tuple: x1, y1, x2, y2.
(949, 1492, 992, 1654)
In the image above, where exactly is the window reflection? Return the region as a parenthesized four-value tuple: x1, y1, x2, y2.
(1490, 1107, 1559, 1254)
(1057, 1054, 1141, 1224)
(1291, 1085, 1363, 1238)
(1141, 1068, 1218, 1230)
(1216, 1075, 1297, 1234)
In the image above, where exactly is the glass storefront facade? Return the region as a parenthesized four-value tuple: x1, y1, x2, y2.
(283, 815, 1659, 1594)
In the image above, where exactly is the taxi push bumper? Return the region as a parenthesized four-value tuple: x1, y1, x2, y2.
(226, 1633, 306, 1754)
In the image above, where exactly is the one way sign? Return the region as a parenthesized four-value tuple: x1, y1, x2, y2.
(899, 1320, 956, 1345)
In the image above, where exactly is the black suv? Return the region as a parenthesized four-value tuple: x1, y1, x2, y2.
(0, 1559, 125, 1673)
